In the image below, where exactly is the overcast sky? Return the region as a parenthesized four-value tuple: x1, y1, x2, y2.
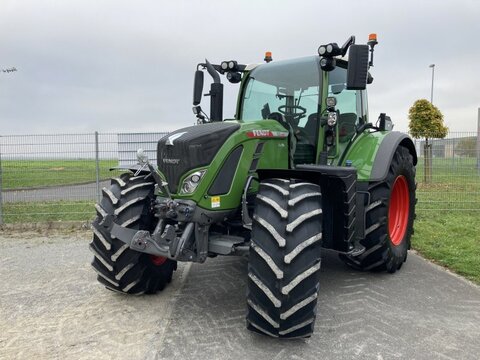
(1, 0, 479, 135)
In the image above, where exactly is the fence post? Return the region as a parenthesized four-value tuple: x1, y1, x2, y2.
(0, 136, 3, 225)
(477, 108, 480, 174)
(95, 131, 101, 203)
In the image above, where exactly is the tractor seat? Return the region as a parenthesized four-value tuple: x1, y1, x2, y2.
(338, 112, 357, 143)
(303, 113, 318, 145)
(293, 113, 317, 165)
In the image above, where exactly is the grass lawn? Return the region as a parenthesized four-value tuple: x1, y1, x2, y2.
(412, 210, 480, 284)
(1, 159, 118, 189)
(415, 156, 480, 211)
(2, 201, 95, 223)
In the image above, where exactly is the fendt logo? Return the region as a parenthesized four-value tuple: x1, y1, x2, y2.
(246, 130, 289, 138)
(162, 158, 180, 165)
(252, 130, 270, 137)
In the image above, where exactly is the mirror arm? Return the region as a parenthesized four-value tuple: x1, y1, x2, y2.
(205, 59, 220, 83)
(340, 35, 355, 56)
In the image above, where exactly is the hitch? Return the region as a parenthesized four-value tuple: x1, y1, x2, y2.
(111, 222, 196, 261)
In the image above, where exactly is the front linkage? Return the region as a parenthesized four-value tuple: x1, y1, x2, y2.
(105, 166, 248, 263)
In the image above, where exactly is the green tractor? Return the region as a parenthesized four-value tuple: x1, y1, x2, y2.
(90, 34, 416, 339)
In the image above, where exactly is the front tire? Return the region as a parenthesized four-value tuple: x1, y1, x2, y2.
(89, 172, 177, 294)
(340, 146, 416, 273)
(246, 179, 323, 338)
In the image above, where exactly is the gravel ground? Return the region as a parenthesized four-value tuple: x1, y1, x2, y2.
(0, 230, 190, 360)
(1, 230, 479, 360)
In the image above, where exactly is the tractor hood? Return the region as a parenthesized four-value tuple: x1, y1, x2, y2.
(157, 122, 240, 193)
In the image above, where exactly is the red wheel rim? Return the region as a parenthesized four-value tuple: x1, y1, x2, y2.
(388, 175, 410, 246)
(150, 255, 167, 266)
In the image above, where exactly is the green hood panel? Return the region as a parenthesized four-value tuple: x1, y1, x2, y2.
(158, 120, 289, 210)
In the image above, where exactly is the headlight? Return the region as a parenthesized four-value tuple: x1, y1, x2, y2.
(180, 170, 207, 194)
(327, 112, 337, 127)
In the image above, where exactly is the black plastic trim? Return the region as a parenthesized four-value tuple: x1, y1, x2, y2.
(255, 142, 265, 154)
(249, 158, 259, 172)
(370, 132, 417, 181)
(208, 146, 243, 196)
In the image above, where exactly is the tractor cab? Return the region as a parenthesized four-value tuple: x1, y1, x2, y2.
(193, 34, 373, 169)
(238, 56, 369, 166)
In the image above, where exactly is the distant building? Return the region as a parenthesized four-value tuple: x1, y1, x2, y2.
(413, 133, 477, 158)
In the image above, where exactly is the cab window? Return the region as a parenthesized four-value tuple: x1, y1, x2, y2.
(328, 65, 365, 142)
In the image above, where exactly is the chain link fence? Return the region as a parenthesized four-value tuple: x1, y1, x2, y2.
(0, 131, 478, 224)
(0, 132, 167, 223)
(412, 131, 480, 210)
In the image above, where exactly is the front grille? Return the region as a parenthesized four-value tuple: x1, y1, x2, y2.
(157, 122, 240, 193)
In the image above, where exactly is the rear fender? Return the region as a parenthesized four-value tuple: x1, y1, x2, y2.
(342, 131, 417, 182)
(370, 132, 417, 182)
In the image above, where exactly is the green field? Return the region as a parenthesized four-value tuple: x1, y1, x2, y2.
(1, 159, 118, 189)
(415, 156, 480, 210)
(2, 200, 95, 223)
(412, 211, 480, 284)
(416, 156, 480, 185)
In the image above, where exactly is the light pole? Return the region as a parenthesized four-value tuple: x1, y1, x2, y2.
(429, 64, 435, 104)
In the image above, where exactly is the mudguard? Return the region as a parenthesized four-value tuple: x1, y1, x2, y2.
(370, 132, 417, 182)
(342, 131, 417, 182)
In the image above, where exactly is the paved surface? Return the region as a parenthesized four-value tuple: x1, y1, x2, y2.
(1, 231, 479, 360)
(2, 181, 110, 203)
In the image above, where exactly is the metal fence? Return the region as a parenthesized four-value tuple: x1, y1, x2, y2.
(412, 132, 480, 210)
(0, 131, 479, 224)
(0, 132, 167, 224)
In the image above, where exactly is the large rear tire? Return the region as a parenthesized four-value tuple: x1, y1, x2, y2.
(246, 179, 323, 338)
(89, 172, 177, 294)
(340, 146, 416, 273)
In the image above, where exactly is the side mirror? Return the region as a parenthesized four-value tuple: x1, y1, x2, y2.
(346, 45, 369, 90)
(193, 70, 204, 105)
(330, 84, 345, 94)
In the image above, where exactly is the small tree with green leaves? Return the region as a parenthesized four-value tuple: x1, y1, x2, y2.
(408, 99, 448, 183)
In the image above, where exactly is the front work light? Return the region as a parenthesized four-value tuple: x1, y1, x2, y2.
(180, 170, 207, 194)
(226, 71, 242, 83)
(320, 57, 336, 72)
(326, 96, 337, 108)
(327, 112, 338, 127)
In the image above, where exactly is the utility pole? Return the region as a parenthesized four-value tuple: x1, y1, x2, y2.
(477, 108, 480, 173)
(0, 67, 17, 224)
(429, 64, 435, 104)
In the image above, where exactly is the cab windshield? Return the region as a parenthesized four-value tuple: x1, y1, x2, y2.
(240, 56, 322, 134)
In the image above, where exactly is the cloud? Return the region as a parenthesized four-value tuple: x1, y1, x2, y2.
(0, 0, 479, 135)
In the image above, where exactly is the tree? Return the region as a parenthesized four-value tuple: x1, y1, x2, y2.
(408, 99, 448, 183)
(455, 136, 477, 157)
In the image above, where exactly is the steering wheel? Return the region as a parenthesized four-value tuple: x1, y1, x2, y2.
(278, 105, 307, 121)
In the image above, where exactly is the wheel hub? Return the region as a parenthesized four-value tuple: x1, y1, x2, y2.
(388, 175, 410, 246)
(150, 255, 167, 266)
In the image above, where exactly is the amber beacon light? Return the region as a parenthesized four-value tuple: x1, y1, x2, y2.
(264, 51, 272, 63)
